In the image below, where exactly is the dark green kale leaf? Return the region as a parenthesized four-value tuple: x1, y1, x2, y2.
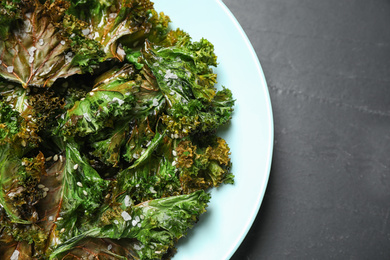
(0, 0, 23, 39)
(141, 29, 218, 105)
(0, 145, 46, 225)
(137, 30, 235, 137)
(33, 141, 109, 257)
(57, 65, 136, 137)
(0, 88, 41, 155)
(46, 238, 141, 259)
(161, 87, 235, 137)
(66, 0, 170, 61)
(0, 0, 105, 87)
(86, 64, 165, 166)
(174, 136, 234, 194)
(0, 82, 66, 154)
(49, 190, 211, 260)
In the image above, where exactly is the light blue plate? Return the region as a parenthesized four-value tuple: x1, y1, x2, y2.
(153, 1, 274, 259)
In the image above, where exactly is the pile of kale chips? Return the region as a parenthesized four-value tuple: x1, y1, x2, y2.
(0, 0, 234, 259)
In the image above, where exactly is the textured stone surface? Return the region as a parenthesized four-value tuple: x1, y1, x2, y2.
(224, 0, 390, 259)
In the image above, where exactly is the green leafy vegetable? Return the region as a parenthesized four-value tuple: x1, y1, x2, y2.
(0, 0, 104, 87)
(49, 190, 210, 260)
(0, 0, 235, 259)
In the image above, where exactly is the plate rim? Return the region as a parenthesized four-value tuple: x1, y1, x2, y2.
(216, 0, 274, 257)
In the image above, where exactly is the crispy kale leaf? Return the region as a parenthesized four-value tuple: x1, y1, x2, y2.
(57, 65, 136, 137)
(0, 239, 33, 260)
(38, 142, 109, 250)
(0, 82, 65, 154)
(137, 30, 235, 137)
(47, 238, 141, 259)
(66, 0, 170, 61)
(0, 145, 46, 224)
(0, 0, 106, 87)
(50, 190, 211, 260)
(0, 0, 23, 39)
(141, 30, 217, 104)
(0, 92, 41, 155)
(175, 136, 234, 194)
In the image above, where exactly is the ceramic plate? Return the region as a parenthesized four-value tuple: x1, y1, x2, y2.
(153, 0, 274, 259)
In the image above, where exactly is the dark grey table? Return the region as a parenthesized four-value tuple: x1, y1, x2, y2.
(224, 0, 390, 259)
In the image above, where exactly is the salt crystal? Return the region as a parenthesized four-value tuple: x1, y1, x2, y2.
(10, 250, 19, 260)
(38, 39, 44, 46)
(112, 97, 124, 105)
(65, 55, 72, 64)
(83, 113, 92, 122)
(117, 47, 125, 56)
(7, 66, 14, 73)
(164, 69, 178, 80)
(124, 195, 131, 207)
(82, 28, 90, 36)
(121, 211, 132, 221)
(28, 46, 36, 56)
